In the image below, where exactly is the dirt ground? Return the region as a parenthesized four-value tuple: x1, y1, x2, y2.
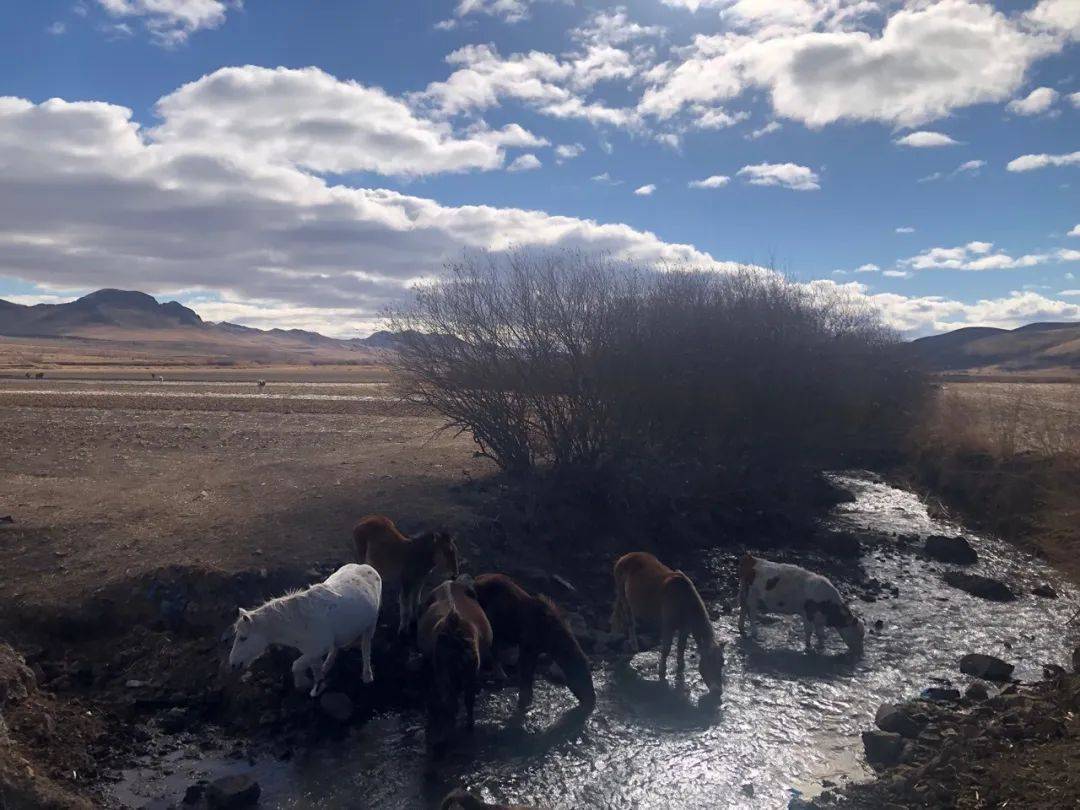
(0, 366, 495, 611)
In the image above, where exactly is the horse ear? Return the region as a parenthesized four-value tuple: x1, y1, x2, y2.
(238, 608, 251, 621)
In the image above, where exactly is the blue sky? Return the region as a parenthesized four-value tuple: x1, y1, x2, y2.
(0, 0, 1077, 336)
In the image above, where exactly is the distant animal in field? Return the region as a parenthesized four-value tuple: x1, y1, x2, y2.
(257, 379, 266, 388)
(34, 372, 44, 379)
(611, 552, 725, 692)
(352, 514, 459, 634)
(227, 563, 381, 697)
(24, 372, 31, 379)
(155, 374, 164, 382)
(439, 788, 537, 810)
(738, 554, 865, 653)
(417, 580, 491, 748)
(474, 573, 594, 711)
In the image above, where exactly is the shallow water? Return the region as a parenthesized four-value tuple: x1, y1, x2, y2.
(112, 472, 1079, 809)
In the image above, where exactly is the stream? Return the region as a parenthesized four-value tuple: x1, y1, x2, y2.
(111, 472, 1079, 809)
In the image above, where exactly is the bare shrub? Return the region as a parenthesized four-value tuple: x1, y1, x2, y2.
(389, 250, 926, 520)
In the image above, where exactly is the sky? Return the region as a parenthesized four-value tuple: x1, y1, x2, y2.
(0, 0, 1077, 338)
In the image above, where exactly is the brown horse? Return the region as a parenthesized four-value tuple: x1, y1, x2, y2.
(474, 573, 595, 712)
(439, 788, 537, 810)
(417, 581, 491, 748)
(352, 514, 458, 634)
(610, 552, 725, 692)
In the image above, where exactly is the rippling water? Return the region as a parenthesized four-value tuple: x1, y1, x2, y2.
(113, 472, 1079, 809)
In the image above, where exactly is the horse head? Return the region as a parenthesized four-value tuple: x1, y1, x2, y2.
(698, 639, 726, 693)
(227, 608, 269, 670)
(536, 595, 595, 709)
(433, 530, 460, 578)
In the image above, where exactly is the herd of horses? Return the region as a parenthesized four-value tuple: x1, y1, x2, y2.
(227, 514, 867, 808)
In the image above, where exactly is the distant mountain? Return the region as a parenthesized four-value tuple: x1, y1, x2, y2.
(0, 289, 203, 336)
(910, 322, 1080, 373)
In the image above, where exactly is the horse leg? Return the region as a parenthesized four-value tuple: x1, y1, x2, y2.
(676, 630, 689, 674)
(464, 677, 477, 731)
(627, 607, 641, 653)
(659, 627, 673, 681)
(291, 654, 315, 692)
(397, 589, 409, 635)
(814, 617, 827, 651)
(360, 627, 375, 684)
(610, 585, 627, 635)
(516, 647, 539, 712)
(311, 647, 338, 697)
(802, 615, 815, 652)
(737, 597, 747, 637)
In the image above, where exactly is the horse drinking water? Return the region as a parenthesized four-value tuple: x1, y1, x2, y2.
(227, 563, 382, 697)
(611, 552, 726, 692)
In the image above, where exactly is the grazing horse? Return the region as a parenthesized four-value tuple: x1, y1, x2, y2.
(474, 573, 595, 711)
(352, 514, 459, 634)
(257, 379, 267, 388)
(227, 563, 381, 697)
(34, 372, 44, 379)
(611, 552, 725, 692)
(440, 788, 536, 810)
(738, 554, 865, 653)
(417, 581, 490, 748)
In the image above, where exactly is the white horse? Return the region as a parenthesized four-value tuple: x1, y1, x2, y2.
(227, 563, 382, 697)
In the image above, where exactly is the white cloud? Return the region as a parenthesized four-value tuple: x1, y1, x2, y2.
(899, 240, 1079, 271)
(557, 143, 583, 163)
(47, 21, 67, 35)
(854, 263, 880, 273)
(883, 269, 911, 278)
(591, 172, 622, 185)
(736, 162, 820, 191)
(895, 226, 915, 234)
(151, 66, 548, 178)
(1006, 151, 1080, 172)
(688, 174, 730, 189)
(746, 121, 781, 139)
(956, 159, 985, 173)
(1061, 289, 1080, 296)
(1068, 224, 1080, 237)
(641, 2, 1064, 129)
(894, 131, 960, 148)
(1006, 86, 1059, 115)
(0, 93, 732, 334)
(453, 0, 540, 24)
(95, 0, 230, 46)
(1024, 0, 1080, 39)
(1071, 92, 1080, 108)
(920, 158, 986, 182)
(571, 7, 666, 47)
(506, 153, 542, 171)
(634, 183, 657, 195)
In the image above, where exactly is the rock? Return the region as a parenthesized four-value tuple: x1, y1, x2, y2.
(182, 782, 206, 805)
(875, 704, 922, 739)
(206, 774, 261, 808)
(942, 571, 1016, 602)
(818, 531, 863, 558)
(318, 691, 353, 722)
(924, 534, 978, 565)
(1031, 583, 1057, 599)
(960, 653, 1014, 682)
(964, 681, 990, 701)
(922, 687, 962, 702)
(862, 730, 905, 765)
(160, 707, 191, 734)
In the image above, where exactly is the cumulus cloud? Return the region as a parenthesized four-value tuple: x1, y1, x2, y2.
(506, 153, 542, 171)
(634, 183, 657, 195)
(688, 174, 730, 189)
(95, 0, 230, 46)
(0, 92, 731, 334)
(152, 66, 549, 178)
(895, 131, 960, 148)
(452, 0, 540, 24)
(736, 162, 820, 190)
(899, 240, 1079, 271)
(854, 263, 880, 273)
(555, 143, 585, 161)
(746, 121, 781, 139)
(1006, 86, 1059, 115)
(1069, 224, 1080, 237)
(1006, 151, 1080, 172)
(640, 2, 1064, 129)
(1024, 0, 1080, 39)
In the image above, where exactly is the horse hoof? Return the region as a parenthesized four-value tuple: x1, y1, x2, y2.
(362, 672, 374, 685)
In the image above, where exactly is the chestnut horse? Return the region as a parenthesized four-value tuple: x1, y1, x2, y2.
(417, 581, 491, 748)
(610, 552, 725, 692)
(474, 573, 595, 712)
(439, 788, 536, 810)
(352, 514, 458, 634)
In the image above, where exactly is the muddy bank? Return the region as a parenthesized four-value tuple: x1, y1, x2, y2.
(813, 669, 1080, 809)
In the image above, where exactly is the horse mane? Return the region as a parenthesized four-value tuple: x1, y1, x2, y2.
(241, 585, 311, 627)
(534, 594, 586, 661)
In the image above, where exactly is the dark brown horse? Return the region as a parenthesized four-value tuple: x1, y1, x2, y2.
(352, 514, 458, 634)
(439, 788, 537, 810)
(611, 552, 725, 692)
(474, 573, 595, 712)
(417, 581, 491, 748)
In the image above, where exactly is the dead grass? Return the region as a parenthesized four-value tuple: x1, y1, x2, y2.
(909, 382, 1080, 581)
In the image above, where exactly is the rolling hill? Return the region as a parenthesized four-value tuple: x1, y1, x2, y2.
(910, 321, 1080, 375)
